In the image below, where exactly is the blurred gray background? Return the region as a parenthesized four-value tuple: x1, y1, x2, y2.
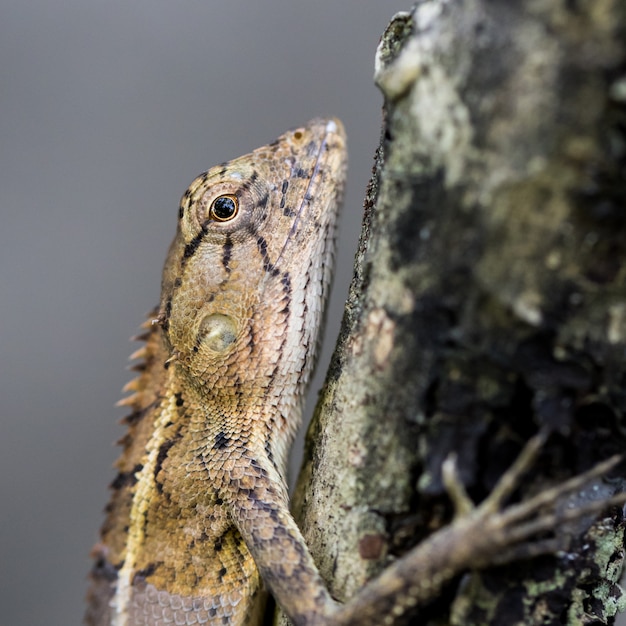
(0, 2, 405, 624)
(6, 3, 621, 626)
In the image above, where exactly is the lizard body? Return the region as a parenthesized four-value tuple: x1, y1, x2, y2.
(87, 118, 624, 626)
(86, 119, 346, 626)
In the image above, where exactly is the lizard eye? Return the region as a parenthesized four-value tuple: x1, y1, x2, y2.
(209, 195, 239, 222)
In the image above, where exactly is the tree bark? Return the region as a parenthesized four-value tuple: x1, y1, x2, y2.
(292, 1, 626, 624)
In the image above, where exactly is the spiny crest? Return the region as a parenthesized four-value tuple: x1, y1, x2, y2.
(116, 312, 158, 418)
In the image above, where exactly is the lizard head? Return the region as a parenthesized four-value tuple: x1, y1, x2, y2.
(158, 118, 347, 404)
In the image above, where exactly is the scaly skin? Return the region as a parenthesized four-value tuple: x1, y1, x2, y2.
(87, 118, 624, 626)
(86, 119, 347, 626)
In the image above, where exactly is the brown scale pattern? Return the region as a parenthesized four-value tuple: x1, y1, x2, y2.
(86, 119, 347, 626)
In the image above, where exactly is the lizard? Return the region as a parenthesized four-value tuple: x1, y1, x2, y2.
(86, 117, 625, 626)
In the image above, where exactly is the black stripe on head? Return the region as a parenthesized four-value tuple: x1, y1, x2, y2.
(280, 180, 289, 209)
(236, 170, 259, 196)
(178, 189, 192, 219)
(183, 224, 208, 260)
(256, 235, 273, 274)
(258, 191, 269, 213)
(222, 235, 233, 273)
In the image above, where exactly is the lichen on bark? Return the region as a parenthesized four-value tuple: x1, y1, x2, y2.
(291, 1, 626, 624)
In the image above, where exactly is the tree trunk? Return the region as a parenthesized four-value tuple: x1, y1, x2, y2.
(292, 1, 626, 624)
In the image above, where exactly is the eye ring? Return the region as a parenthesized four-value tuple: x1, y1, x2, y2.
(209, 194, 239, 222)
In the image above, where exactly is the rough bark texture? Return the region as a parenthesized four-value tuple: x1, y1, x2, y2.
(292, 1, 626, 624)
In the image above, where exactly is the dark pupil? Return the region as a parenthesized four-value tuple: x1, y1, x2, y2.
(212, 196, 236, 219)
